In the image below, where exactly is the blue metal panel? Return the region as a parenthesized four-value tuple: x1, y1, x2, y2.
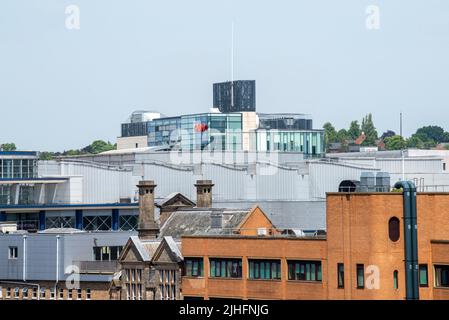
(39, 210, 46, 230)
(112, 209, 119, 231)
(0, 203, 139, 210)
(75, 210, 83, 230)
(0, 151, 38, 156)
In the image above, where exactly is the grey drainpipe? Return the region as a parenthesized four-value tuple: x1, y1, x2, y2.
(23, 235, 27, 282)
(394, 181, 419, 300)
(408, 182, 419, 300)
(55, 235, 60, 297)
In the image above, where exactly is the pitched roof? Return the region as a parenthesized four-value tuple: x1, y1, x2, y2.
(164, 236, 183, 261)
(159, 207, 252, 238)
(128, 236, 161, 262)
(156, 192, 196, 207)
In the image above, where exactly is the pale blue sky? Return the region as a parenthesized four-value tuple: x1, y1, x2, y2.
(1, 0, 449, 151)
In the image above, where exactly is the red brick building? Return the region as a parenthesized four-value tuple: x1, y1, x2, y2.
(181, 190, 449, 300)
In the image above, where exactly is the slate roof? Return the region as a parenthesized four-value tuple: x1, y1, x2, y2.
(159, 208, 252, 238)
(125, 236, 182, 263)
(129, 236, 160, 262)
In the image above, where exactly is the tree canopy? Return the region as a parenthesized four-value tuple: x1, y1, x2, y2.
(0, 143, 17, 151)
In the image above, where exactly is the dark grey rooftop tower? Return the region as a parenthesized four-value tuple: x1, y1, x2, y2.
(213, 80, 256, 113)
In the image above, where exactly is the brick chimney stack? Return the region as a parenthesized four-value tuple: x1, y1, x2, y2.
(137, 180, 159, 239)
(195, 180, 214, 208)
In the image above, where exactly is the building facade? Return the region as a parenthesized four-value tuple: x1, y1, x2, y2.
(0, 153, 141, 232)
(111, 179, 278, 300)
(213, 80, 256, 113)
(0, 230, 134, 300)
(181, 187, 449, 300)
(116, 81, 325, 156)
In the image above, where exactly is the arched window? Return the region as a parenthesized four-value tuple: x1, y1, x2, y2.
(389, 217, 400, 242)
(393, 270, 399, 289)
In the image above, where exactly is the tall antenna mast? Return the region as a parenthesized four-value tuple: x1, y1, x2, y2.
(231, 21, 235, 109)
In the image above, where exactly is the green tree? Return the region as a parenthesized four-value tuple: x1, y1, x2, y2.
(348, 121, 361, 140)
(1, 143, 17, 151)
(384, 135, 406, 150)
(380, 130, 396, 140)
(39, 152, 57, 160)
(415, 126, 448, 144)
(361, 114, 378, 146)
(336, 129, 349, 143)
(323, 122, 337, 149)
(407, 135, 425, 149)
(85, 140, 116, 154)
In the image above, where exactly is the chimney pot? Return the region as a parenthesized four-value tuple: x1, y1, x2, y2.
(195, 180, 214, 208)
(137, 180, 159, 239)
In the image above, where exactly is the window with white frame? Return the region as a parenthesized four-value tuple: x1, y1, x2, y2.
(86, 288, 91, 300)
(50, 287, 55, 299)
(46, 216, 75, 229)
(58, 288, 64, 299)
(160, 285, 164, 300)
(40, 287, 46, 300)
(32, 287, 37, 299)
(124, 268, 143, 300)
(119, 215, 138, 231)
(83, 215, 112, 231)
(8, 246, 18, 259)
(22, 287, 28, 299)
(68, 289, 73, 300)
(126, 284, 130, 300)
(77, 288, 82, 300)
(6, 287, 11, 298)
(14, 287, 19, 299)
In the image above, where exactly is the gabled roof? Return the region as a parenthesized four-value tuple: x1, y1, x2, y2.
(164, 236, 183, 261)
(151, 236, 183, 263)
(159, 207, 253, 238)
(156, 192, 196, 208)
(119, 236, 161, 263)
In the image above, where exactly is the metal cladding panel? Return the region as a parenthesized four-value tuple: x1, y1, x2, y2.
(201, 164, 247, 201)
(0, 234, 58, 281)
(255, 168, 309, 201)
(0, 232, 135, 282)
(142, 164, 196, 200)
(308, 162, 379, 200)
(376, 158, 443, 174)
(61, 162, 134, 204)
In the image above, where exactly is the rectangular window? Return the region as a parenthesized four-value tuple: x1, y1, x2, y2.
(356, 264, 365, 289)
(210, 258, 242, 278)
(338, 263, 345, 288)
(184, 258, 204, 277)
(40, 287, 46, 300)
(59, 288, 64, 300)
(77, 288, 82, 300)
(6, 287, 11, 298)
(68, 289, 73, 300)
(50, 288, 55, 300)
(248, 259, 281, 280)
(14, 287, 19, 299)
(137, 269, 142, 282)
(8, 246, 18, 259)
(22, 288, 28, 299)
(435, 265, 449, 288)
(287, 261, 322, 282)
(419, 264, 428, 287)
(86, 288, 91, 300)
(32, 287, 38, 299)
